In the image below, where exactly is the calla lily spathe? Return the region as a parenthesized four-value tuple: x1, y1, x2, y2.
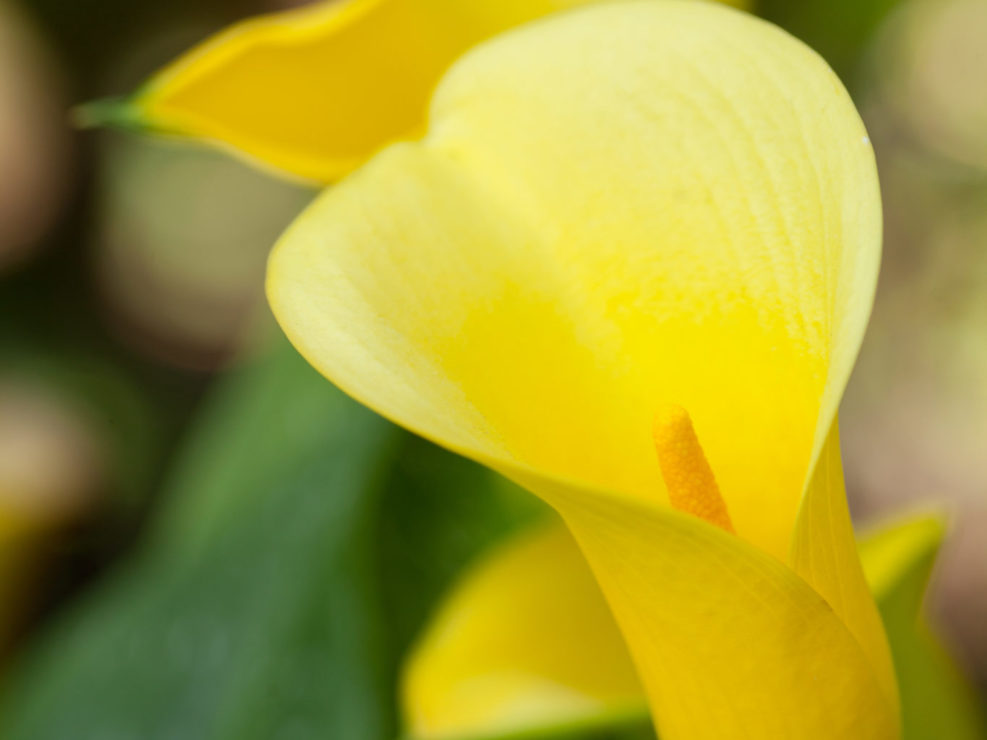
(86, 0, 745, 182)
(264, 2, 896, 738)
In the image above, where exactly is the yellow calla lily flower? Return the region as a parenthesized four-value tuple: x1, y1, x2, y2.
(265, 1, 896, 737)
(85, 0, 745, 182)
(402, 515, 979, 740)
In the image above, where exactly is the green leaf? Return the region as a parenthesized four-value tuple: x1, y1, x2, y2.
(860, 517, 987, 740)
(0, 331, 542, 739)
(0, 336, 399, 740)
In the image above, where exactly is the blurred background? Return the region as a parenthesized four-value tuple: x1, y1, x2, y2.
(0, 0, 984, 737)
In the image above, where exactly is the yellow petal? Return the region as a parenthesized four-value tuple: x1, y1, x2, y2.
(402, 521, 642, 739)
(531, 475, 897, 739)
(269, 3, 890, 736)
(108, 0, 748, 182)
(790, 421, 899, 714)
(114, 0, 599, 182)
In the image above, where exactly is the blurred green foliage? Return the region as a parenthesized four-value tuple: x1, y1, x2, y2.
(0, 336, 157, 508)
(0, 334, 539, 739)
(870, 524, 987, 740)
(759, 0, 900, 81)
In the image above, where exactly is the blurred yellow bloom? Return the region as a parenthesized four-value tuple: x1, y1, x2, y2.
(264, 2, 897, 737)
(403, 521, 643, 738)
(90, 0, 745, 182)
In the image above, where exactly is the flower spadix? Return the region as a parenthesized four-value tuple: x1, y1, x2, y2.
(88, 0, 744, 182)
(268, 2, 895, 738)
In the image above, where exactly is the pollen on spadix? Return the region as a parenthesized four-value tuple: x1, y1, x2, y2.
(652, 404, 734, 533)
